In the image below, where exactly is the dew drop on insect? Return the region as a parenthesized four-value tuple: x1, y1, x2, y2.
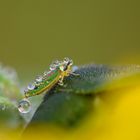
(43, 71, 48, 76)
(72, 66, 79, 72)
(50, 64, 57, 71)
(43, 71, 50, 77)
(63, 57, 73, 65)
(52, 60, 60, 66)
(36, 75, 43, 82)
(27, 83, 35, 90)
(63, 57, 70, 63)
(18, 99, 31, 113)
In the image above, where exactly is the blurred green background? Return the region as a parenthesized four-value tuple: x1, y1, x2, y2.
(0, 0, 140, 80)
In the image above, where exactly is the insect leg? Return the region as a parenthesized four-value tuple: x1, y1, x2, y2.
(58, 76, 64, 86)
(70, 72, 80, 76)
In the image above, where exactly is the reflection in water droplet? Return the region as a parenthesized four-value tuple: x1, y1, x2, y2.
(18, 99, 31, 113)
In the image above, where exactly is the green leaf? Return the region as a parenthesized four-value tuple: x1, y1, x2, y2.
(0, 65, 24, 129)
(29, 92, 93, 128)
(27, 64, 140, 129)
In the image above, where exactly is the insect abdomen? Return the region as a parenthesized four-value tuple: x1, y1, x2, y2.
(26, 69, 61, 97)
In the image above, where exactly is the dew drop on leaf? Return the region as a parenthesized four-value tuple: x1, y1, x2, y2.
(18, 99, 31, 113)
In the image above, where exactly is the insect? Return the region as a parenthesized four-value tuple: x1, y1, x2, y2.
(18, 58, 78, 113)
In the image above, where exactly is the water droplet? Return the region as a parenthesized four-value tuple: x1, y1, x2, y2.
(43, 71, 48, 76)
(52, 60, 60, 66)
(27, 83, 35, 90)
(36, 75, 43, 82)
(50, 64, 57, 71)
(63, 57, 70, 63)
(18, 99, 31, 113)
(63, 57, 73, 65)
(43, 71, 51, 78)
(72, 66, 79, 72)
